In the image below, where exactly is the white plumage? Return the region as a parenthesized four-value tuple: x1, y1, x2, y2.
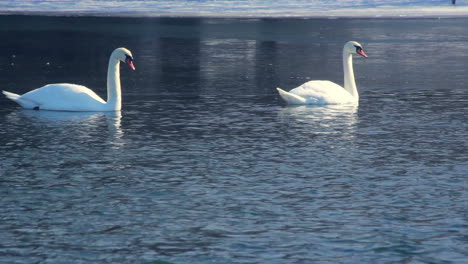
(3, 47, 135, 112)
(277, 41, 367, 105)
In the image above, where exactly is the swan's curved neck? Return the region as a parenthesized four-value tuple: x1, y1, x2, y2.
(343, 50, 359, 100)
(106, 57, 121, 110)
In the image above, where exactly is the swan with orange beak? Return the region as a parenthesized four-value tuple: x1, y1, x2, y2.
(277, 41, 367, 105)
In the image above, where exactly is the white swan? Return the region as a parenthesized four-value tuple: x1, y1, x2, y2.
(2, 47, 135, 111)
(277, 41, 367, 105)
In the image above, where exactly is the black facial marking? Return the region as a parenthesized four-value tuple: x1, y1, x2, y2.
(354, 45, 362, 52)
(125, 54, 133, 61)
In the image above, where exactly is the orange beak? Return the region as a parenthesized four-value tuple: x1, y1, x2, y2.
(126, 57, 136, 70)
(357, 49, 368, 58)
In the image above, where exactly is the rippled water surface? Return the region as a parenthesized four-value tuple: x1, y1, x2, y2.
(0, 16, 467, 263)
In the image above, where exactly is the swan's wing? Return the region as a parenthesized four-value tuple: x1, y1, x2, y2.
(21, 84, 105, 103)
(20, 84, 106, 110)
(289, 81, 354, 104)
(290, 81, 344, 96)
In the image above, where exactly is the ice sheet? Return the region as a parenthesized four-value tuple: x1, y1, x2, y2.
(0, 0, 467, 17)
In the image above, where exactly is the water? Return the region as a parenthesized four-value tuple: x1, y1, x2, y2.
(0, 0, 467, 17)
(1, 15, 468, 263)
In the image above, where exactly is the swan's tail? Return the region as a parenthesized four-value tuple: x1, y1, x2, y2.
(276, 88, 306, 105)
(3, 90, 38, 109)
(2, 90, 21, 101)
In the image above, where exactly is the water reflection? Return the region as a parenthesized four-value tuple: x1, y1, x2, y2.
(14, 110, 125, 149)
(19, 110, 120, 127)
(1, 16, 468, 264)
(278, 104, 358, 129)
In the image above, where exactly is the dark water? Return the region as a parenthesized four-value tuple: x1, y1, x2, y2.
(0, 16, 467, 264)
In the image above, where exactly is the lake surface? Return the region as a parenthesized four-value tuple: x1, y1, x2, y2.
(0, 15, 467, 263)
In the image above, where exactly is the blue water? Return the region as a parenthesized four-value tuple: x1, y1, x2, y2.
(0, 15, 467, 264)
(0, 0, 467, 17)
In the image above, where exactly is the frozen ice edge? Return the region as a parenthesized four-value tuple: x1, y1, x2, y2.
(1, 6, 468, 18)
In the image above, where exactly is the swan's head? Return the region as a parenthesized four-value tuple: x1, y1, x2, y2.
(345, 41, 368, 58)
(113, 47, 136, 70)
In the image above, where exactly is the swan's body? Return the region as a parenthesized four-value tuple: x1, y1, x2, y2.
(277, 41, 367, 105)
(2, 47, 135, 111)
